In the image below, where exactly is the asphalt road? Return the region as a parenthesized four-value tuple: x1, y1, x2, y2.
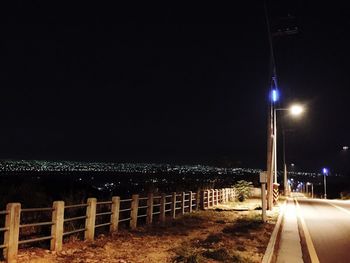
(296, 197, 350, 263)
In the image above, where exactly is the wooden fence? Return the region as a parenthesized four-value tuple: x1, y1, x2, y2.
(0, 188, 235, 263)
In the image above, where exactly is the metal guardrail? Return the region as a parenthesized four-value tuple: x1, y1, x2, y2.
(120, 199, 132, 202)
(19, 221, 53, 228)
(18, 236, 53, 245)
(0, 244, 7, 249)
(95, 222, 111, 228)
(21, 207, 52, 212)
(63, 228, 86, 236)
(64, 215, 86, 223)
(65, 204, 88, 209)
(0, 227, 9, 232)
(96, 201, 112, 205)
(96, 211, 112, 217)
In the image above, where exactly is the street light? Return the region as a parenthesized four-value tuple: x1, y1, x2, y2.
(273, 104, 305, 197)
(307, 182, 313, 198)
(290, 104, 304, 116)
(322, 168, 329, 199)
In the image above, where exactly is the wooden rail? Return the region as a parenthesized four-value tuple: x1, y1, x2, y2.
(0, 188, 236, 263)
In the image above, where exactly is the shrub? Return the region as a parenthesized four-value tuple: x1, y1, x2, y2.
(172, 242, 204, 263)
(340, 191, 350, 200)
(233, 180, 253, 202)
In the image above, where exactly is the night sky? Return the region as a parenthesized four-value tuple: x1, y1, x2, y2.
(0, 1, 349, 172)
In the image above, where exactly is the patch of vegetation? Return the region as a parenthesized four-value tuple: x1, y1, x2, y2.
(205, 234, 222, 244)
(231, 252, 256, 263)
(215, 219, 227, 224)
(202, 248, 254, 263)
(203, 248, 231, 261)
(199, 234, 223, 248)
(172, 242, 204, 263)
(233, 180, 253, 202)
(340, 191, 350, 200)
(223, 213, 263, 235)
(171, 212, 206, 228)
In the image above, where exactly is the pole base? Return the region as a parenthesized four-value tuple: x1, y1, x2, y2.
(273, 183, 280, 205)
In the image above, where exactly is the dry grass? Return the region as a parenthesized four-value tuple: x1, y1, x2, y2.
(9, 198, 279, 263)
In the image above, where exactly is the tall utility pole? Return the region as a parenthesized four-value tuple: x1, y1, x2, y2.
(282, 129, 289, 196)
(264, 1, 277, 210)
(266, 101, 273, 210)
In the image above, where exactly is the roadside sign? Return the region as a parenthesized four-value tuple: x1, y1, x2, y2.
(260, 171, 267, 183)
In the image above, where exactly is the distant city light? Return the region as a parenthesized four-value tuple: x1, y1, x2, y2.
(343, 146, 349, 151)
(291, 163, 295, 167)
(271, 89, 279, 102)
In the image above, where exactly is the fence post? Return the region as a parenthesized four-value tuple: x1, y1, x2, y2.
(85, 198, 97, 241)
(212, 189, 215, 205)
(130, 194, 139, 230)
(181, 192, 186, 215)
(204, 190, 210, 209)
(110, 196, 120, 232)
(160, 193, 166, 223)
(196, 190, 200, 211)
(50, 201, 64, 252)
(218, 189, 221, 204)
(211, 189, 215, 207)
(3, 203, 21, 263)
(171, 192, 177, 219)
(146, 193, 154, 225)
(189, 191, 193, 213)
(206, 190, 210, 209)
(213, 189, 219, 205)
(207, 189, 211, 208)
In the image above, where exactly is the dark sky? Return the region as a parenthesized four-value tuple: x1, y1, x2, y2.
(0, 1, 349, 172)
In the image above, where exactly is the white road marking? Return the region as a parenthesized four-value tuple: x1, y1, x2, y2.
(295, 199, 320, 263)
(326, 201, 350, 216)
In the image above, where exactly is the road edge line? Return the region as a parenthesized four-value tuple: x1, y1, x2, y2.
(262, 200, 286, 263)
(327, 202, 350, 216)
(295, 199, 320, 263)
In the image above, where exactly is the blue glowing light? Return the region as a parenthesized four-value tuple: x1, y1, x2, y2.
(271, 89, 279, 102)
(322, 168, 329, 175)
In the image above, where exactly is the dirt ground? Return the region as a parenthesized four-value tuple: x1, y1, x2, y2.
(7, 199, 280, 263)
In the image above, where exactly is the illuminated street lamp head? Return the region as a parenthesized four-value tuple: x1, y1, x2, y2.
(271, 89, 279, 103)
(322, 168, 329, 175)
(290, 104, 304, 116)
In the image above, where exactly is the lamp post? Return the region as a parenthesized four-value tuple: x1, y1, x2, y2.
(307, 182, 313, 198)
(322, 168, 329, 199)
(273, 104, 304, 200)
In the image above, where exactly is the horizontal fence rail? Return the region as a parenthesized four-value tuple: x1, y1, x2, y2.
(0, 188, 236, 263)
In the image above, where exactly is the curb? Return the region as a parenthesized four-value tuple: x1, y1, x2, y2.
(262, 200, 286, 263)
